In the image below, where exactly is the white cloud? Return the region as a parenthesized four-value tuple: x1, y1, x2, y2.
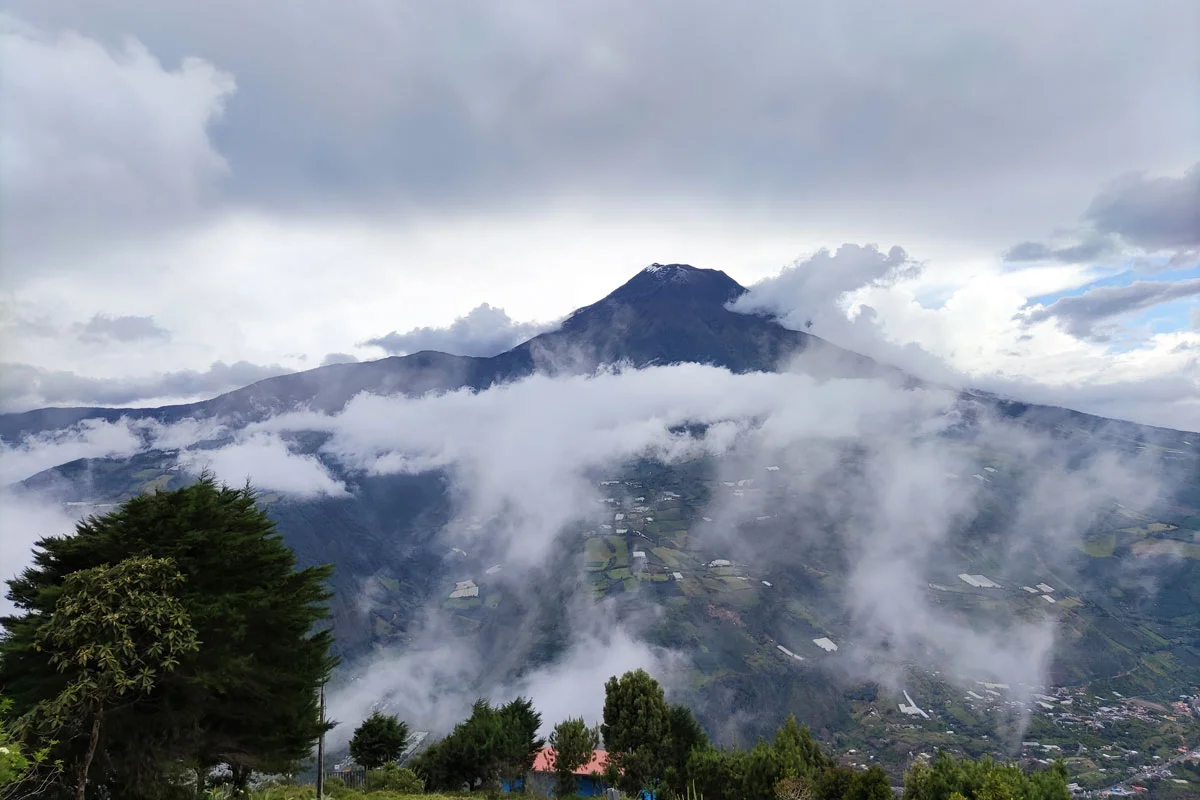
(260, 365, 954, 564)
(0, 418, 142, 485)
(0, 489, 83, 615)
(0, 13, 235, 273)
(365, 303, 552, 357)
(734, 245, 1200, 431)
(179, 432, 348, 498)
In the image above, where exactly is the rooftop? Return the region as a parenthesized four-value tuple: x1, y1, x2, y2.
(532, 746, 610, 776)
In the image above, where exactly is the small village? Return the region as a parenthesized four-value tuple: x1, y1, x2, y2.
(421, 463, 1200, 798)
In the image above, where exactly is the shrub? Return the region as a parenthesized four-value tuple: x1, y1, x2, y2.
(367, 763, 424, 793)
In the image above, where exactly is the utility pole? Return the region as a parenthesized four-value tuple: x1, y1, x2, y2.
(316, 683, 326, 799)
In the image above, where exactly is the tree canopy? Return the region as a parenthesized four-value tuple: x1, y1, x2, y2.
(547, 716, 599, 798)
(602, 668, 671, 795)
(349, 711, 409, 769)
(27, 556, 199, 800)
(902, 753, 1070, 800)
(0, 476, 337, 799)
(411, 697, 543, 792)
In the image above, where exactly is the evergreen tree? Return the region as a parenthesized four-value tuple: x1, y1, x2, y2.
(548, 717, 599, 798)
(815, 764, 856, 800)
(411, 697, 543, 793)
(349, 711, 409, 769)
(0, 477, 337, 798)
(846, 765, 893, 800)
(773, 715, 829, 778)
(602, 669, 670, 796)
(499, 696, 545, 783)
(663, 703, 709, 796)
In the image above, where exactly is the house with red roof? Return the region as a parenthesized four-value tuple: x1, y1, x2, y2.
(503, 746, 612, 797)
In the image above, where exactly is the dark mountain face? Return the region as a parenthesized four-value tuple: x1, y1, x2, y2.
(0, 264, 882, 441)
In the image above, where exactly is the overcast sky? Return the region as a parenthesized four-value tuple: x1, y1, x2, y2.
(1, 1, 1197, 428)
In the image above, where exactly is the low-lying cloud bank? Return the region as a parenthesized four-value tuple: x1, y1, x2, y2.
(0, 358, 1183, 748)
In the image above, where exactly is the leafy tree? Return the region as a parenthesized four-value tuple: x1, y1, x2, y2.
(902, 752, 1069, 800)
(814, 764, 856, 800)
(846, 765, 893, 800)
(602, 669, 670, 796)
(411, 697, 543, 793)
(1, 697, 32, 789)
(683, 715, 831, 800)
(776, 774, 815, 800)
(548, 717, 599, 798)
(24, 557, 199, 800)
(349, 711, 409, 769)
(0, 477, 337, 798)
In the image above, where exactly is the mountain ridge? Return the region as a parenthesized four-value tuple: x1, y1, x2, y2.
(0, 264, 1191, 443)
(0, 264, 883, 440)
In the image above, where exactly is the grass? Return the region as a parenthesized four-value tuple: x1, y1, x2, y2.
(585, 537, 614, 570)
(246, 790, 470, 800)
(1080, 532, 1116, 558)
(607, 536, 630, 567)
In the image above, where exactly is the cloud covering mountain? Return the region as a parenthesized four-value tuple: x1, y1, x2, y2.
(1, 3, 1197, 426)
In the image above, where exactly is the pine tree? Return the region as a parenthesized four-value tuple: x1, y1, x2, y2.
(349, 711, 409, 769)
(0, 476, 337, 798)
(548, 717, 599, 798)
(663, 703, 708, 796)
(602, 669, 670, 796)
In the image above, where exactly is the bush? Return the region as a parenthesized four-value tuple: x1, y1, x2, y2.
(367, 763, 424, 793)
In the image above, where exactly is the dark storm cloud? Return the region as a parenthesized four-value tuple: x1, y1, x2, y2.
(74, 313, 171, 343)
(7, 1, 1197, 266)
(0, 360, 293, 411)
(364, 304, 550, 357)
(1004, 163, 1200, 265)
(1085, 163, 1200, 251)
(1021, 278, 1200, 341)
(1003, 236, 1119, 264)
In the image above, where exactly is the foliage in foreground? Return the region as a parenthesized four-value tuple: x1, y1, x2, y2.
(409, 697, 542, 792)
(0, 477, 337, 799)
(902, 752, 1071, 800)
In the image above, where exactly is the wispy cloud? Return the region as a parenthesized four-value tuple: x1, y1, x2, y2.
(1020, 278, 1200, 341)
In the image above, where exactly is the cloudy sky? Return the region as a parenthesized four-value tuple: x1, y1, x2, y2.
(1, 1, 1197, 428)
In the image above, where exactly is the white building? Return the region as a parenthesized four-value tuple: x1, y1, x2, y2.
(449, 580, 479, 599)
(813, 637, 838, 652)
(958, 573, 1000, 589)
(777, 645, 804, 662)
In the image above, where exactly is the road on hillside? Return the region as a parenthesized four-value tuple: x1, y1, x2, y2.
(1098, 743, 1199, 796)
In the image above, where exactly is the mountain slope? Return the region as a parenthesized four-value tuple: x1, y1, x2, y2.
(6, 264, 1200, 786)
(0, 264, 888, 440)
